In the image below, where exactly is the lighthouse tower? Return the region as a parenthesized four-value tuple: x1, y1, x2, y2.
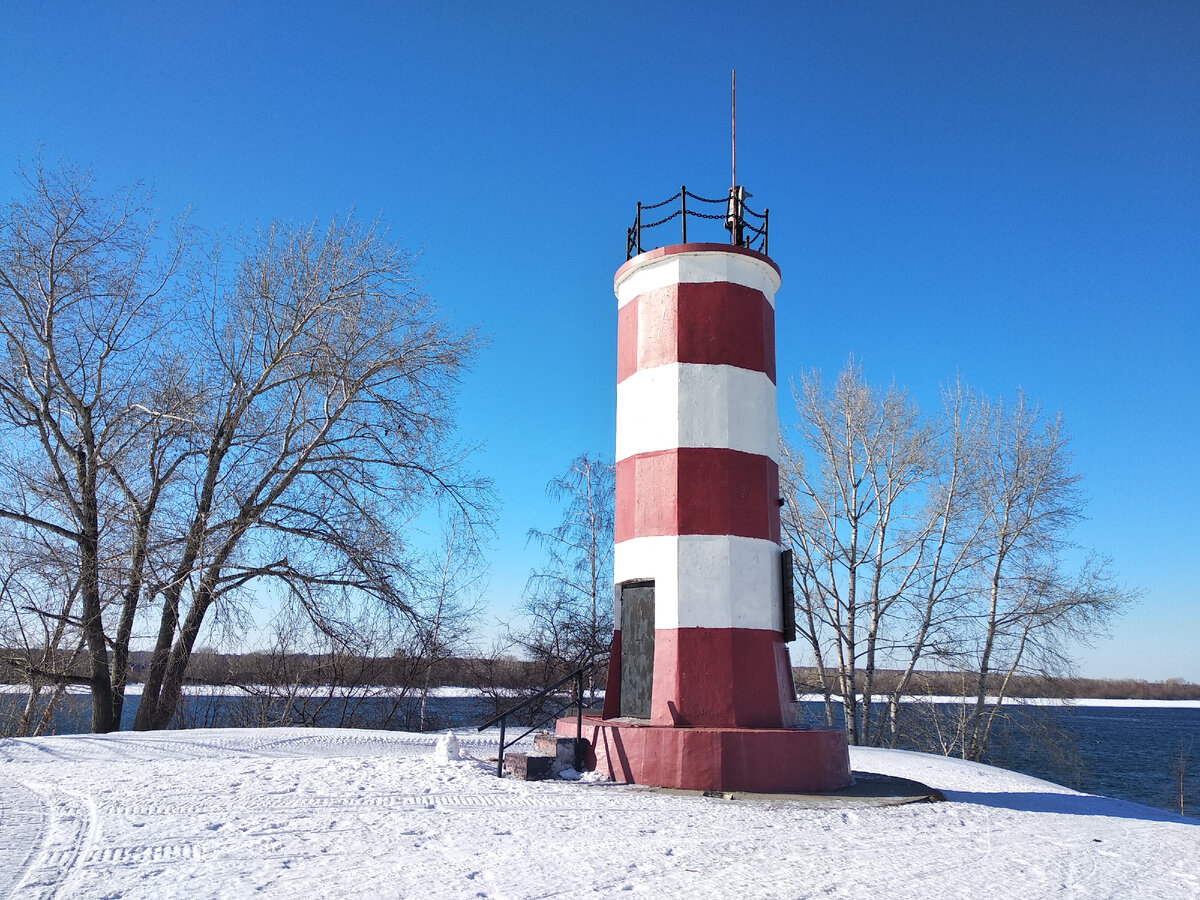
(609, 241, 791, 729)
(559, 188, 852, 793)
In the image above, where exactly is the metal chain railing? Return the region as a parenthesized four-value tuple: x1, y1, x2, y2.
(626, 186, 769, 259)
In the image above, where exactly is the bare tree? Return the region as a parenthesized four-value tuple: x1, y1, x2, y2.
(0, 159, 488, 733)
(782, 362, 938, 745)
(957, 392, 1133, 760)
(0, 160, 184, 732)
(512, 453, 614, 701)
(877, 377, 986, 747)
(205, 604, 438, 732)
(783, 360, 1135, 756)
(412, 512, 487, 730)
(133, 216, 487, 730)
(0, 551, 88, 736)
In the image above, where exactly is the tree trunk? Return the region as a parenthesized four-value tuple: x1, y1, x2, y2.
(145, 574, 221, 729)
(79, 535, 116, 733)
(133, 587, 181, 730)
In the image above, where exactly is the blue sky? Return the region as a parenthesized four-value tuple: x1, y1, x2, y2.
(2, 2, 1197, 680)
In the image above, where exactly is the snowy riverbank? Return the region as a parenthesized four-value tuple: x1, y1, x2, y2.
(0, 727, 1195, 899)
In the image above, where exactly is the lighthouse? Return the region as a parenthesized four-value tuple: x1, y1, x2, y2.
(559, 187, 852, 793)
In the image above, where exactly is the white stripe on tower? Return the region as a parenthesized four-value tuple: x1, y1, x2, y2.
(615, 364, 780, 463)
(614, 534, 783, 631)
(615, 252, 781, 309)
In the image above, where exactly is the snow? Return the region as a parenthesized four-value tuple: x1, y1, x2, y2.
(0, 683, 489, 699)
(0, 728, 1195, 899)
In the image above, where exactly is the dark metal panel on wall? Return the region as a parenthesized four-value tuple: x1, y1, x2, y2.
(619, 580, 655, 719)
(781, 548, 796, 643)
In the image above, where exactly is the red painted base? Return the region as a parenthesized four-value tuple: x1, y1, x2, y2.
(600, 628, 799, 728)
(556, 716, 852, 793)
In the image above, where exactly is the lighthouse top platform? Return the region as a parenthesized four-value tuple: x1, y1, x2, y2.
(624, 186, 770, 260)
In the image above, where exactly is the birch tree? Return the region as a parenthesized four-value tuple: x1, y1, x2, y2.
(413, 512, 487, 730)
(783, 361, 1134, 755)
(958, 393, 1131, 760)
(512, 453, 614, 700)
(782, 362, 937, 745)
(877, 378, 984, 746)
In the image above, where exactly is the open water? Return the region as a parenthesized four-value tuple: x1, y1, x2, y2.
(3, 691, 1196, 818)
(798, 700, 1199, 817)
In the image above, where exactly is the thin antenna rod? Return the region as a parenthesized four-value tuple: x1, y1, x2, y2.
(731, 69, 737, 189)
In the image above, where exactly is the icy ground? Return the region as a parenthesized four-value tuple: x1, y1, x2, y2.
(0, 728, 1196, 899)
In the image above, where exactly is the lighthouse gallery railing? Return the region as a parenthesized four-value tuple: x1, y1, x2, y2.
(626, 186, 768, 259)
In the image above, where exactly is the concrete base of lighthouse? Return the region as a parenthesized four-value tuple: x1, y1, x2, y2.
(556, 716, 852, 793)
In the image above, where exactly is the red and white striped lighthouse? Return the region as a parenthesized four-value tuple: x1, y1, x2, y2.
(608, 243, 794, 729)
(559, 192, 851, 793)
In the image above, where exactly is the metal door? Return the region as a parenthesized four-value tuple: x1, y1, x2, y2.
(619, 580, 655, 718)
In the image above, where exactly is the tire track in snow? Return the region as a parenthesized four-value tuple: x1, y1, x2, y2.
(0, 775, 47, 900)
(103, 790, 588, 819)
(86, 843, 202, 865)
(0, 730, 511, 766)
(10, 783, 98, 900)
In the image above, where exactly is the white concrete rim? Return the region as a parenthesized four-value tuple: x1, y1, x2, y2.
(615, 251, 782, 309)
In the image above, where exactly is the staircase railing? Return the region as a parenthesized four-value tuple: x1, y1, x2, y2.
(476, 657, 605, 777)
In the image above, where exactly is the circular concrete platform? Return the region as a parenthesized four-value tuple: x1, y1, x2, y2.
(561, 716, 854, 793)
(644, 771, 944, 809)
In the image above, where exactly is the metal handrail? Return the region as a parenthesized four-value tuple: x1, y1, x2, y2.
(626, 186, 769, 259)
(476, 657, 606, 778)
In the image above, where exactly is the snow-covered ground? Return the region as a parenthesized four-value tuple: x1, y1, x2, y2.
(0, 728, 1195, 899)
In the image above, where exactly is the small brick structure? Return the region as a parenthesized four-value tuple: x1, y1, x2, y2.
(503, 733, 589, 781)
(504, 752, 554, 781)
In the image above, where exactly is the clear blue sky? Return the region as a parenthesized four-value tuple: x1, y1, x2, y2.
(2, 2, 1197, 680)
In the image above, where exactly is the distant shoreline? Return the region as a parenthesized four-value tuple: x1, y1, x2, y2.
(4, 682, 1200, 709)
(795, 693, 1200, 709)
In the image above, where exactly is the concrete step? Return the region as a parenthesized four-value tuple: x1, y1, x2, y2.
(503, 751, 554, 781)
(503, 733, 590, 780)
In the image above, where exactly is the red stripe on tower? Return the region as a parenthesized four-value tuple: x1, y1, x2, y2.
(614, 449, 780, 543)
(616, 282, 776, 383)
